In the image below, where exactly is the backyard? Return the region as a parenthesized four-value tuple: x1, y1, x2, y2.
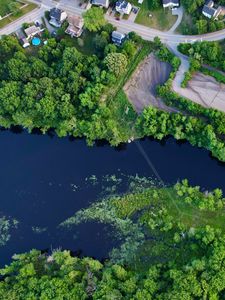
(62, 30, 97, 55)
(135, 0, 177, 31)
(0, 0, 37, 29)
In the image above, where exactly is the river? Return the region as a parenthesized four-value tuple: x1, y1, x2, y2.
(0, 128, 225, 266)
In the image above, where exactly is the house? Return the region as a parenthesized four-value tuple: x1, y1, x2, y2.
(91, 0, 109, 8)
(111, 31, 126, 45)
(65, 15, 84, 38)
(24, 25, 41, 39)
(202, 0, 222, 18)
(49, 8, 67, 27)
(202, 5, 217, 18)
(115, 0, 132, 14)
(21, 38, 30, 48)
(162, 0, 179, 8)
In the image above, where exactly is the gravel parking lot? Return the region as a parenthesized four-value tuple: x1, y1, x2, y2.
(178, 72, 225, 112)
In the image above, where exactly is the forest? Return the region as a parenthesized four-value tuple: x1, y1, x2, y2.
(1, 179, 225, 299)
(0, 29, 142, 146)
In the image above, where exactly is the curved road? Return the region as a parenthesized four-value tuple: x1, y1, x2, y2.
(1, 0, 225, 44)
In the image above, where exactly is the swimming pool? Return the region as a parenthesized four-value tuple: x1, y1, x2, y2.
(32, 37, 41, 46)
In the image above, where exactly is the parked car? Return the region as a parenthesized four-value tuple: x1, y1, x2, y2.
(132, 7, 138, 14)
(51, 30, 57, 37)
(35, 20, 40, 27)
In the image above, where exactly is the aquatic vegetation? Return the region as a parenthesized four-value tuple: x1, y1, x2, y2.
(60, 178, 225, 267)
(0, 216, 18, 246)
(31, 226, 47, 234)
(60, 199, 145, 264)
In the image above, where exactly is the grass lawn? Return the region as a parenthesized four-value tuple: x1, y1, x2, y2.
(0, 0, 18, 16)
(135, 1, 177, 31)
(176, 11, 196, 34)
(62, 30, 97, 55)
(0, 1, 37, 29)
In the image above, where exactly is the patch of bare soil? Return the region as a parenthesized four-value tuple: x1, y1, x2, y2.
(123, 53, 174, 113)
(179, 72, 225, 112)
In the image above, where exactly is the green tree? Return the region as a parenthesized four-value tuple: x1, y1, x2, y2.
(104, 53, 128, 76)
(196, 19, 208, 34)
(83, 7, 106, 32)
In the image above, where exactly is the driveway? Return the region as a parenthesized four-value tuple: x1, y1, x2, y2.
(167, 6, 183, 33)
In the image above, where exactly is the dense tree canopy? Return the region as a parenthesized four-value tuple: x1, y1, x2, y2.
(178, 41, 225, 71)
(0, 33, 139, 145)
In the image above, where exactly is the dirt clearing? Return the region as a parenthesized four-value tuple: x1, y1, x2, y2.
(124, 54, 174, 113)
(177, 72, 225, 112)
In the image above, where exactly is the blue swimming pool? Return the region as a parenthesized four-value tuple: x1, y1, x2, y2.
(32, 37, 41, 46)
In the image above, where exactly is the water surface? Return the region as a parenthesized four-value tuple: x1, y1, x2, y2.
(0, 130, 225, 266)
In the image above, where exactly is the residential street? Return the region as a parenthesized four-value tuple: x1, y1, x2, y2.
(1, 0, 225, 44)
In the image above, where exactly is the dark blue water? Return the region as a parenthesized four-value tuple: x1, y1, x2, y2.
(0, 130, 225, 266)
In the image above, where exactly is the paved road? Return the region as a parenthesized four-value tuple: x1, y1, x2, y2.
(1, 0, 225, 43)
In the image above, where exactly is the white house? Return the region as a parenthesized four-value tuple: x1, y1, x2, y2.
(115, 0, 132, 14)
(162, 0, 179, 8)
(49, 8, 67, 27)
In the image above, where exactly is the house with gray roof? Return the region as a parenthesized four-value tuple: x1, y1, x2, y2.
(92, 0, 109, 8)
(49, 8, 67, 27)
(202, 0, 222, 18)
(111, 31, 126, 45)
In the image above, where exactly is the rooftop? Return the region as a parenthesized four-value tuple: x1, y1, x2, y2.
(162, 0, 179, 4)
(116, 0, 129, 9)
(67, 15, 83, 28)
(24, 25, 40, 37)
(203, 4, 216, 16)
(92, 0, 108, 5)
(112, 31, 125, 39)
(50, 8, 63, 21)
